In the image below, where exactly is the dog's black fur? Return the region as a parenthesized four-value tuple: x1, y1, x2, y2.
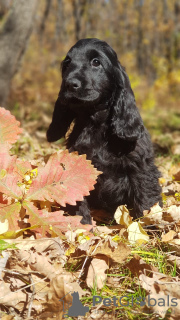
(47, 38, 162, 224)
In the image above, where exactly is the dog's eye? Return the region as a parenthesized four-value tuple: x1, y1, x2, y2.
(91, 58, 100, 67)
(63, 57, 71, 68)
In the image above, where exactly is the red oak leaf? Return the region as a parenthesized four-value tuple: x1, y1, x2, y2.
(0, 202, 21, 231)
(26, 151, 101, 206)
(0, 107, 22, 145)
(0, 152, 22, 198)
(23, 201, 94, 236)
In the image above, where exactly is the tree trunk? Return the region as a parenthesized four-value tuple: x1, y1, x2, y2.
(39, 0, 51, 38)
(174, 0, 180, 60)
(162, 0, 172, 73)
(0, 0, 38, 108)
(0, 0, 12, 19)
(136, 0, 144, 74)
(72, 0, 86, 42)
(54, 0, 66, 42)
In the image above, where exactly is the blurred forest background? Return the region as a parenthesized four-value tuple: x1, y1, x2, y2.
(0, 0, 180, 158)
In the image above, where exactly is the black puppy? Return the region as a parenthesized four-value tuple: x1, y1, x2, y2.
(47, 38, 162, 224)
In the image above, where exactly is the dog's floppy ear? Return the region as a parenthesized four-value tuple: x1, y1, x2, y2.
(47, 95, 75, 142)
(111, 67, 144, 141)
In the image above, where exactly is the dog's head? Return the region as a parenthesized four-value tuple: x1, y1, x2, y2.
(59, 38, 122, 111)
(47, 38, 144, 143)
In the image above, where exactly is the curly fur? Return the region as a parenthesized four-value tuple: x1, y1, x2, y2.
(47, 38, 162, 224)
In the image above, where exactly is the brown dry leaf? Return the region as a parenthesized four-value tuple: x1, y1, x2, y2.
(145, 293, 180, 319)
(167, 239, 180, 255)
(0, 281, 26, 311)
(93, 239, 131, 264)
(94, 225, 114, 235)
(142, 204, 180, 230)
(167, 255, 180, 270)
(139, 272, 173, 293)
(174, 170, 180, 182)
(169, 164, 180, 180)
(16, 250, 63, 280)
(143, 274, 180, 297)
(142, 203, 163, 226)
(1, 316, 15, 320)
(165, 205, 180, 222)
(166, 196, 178, 206)
(6, 237, 65, 257)
(47, 274, 85, 313)
(163, 182, 180, 195)
(65, 230, 77, 243)
(86, 258, 109, 289)
(172, 144, 180, 155)
(78, 236, 101, 253)
(162, 230, 177, 242)
(125, 255, 158, 277)
(140, 273, 180, 319)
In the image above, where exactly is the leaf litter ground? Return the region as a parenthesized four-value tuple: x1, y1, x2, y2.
(0, 108, 180, 319)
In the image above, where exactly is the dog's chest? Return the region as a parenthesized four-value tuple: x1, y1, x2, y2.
(68, 122, 117, 172)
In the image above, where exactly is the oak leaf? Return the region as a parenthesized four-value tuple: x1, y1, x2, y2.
(0, 107, 22, 145)
(26, 151, 101, 206)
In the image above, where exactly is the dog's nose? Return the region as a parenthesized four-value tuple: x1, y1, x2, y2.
(66, 79, 81, 91)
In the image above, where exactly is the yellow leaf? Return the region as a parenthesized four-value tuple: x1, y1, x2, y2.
(159, 177, 166, 185)
(114, 205, 132, 227)
(127, 222, 149, 244)
(77, 232, 90, 244)
(112, 235, 121, 242)
(30, 168, 38, 179)
(0, 169, 7, 179)
(75, 229, 88, 235)
(0, 219, 8, 234)
(65, 245, 76, 256)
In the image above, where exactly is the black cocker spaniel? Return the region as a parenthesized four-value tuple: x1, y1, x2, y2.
(47, 38, 162, 224)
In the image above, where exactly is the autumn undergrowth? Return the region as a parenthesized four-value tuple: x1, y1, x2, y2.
(79, 240, 177, 319)
(0, 108, 180, 319)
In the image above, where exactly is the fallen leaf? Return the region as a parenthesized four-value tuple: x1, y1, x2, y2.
(127, 222, 149, 244)
(126, 255, 158, 277)
(86, 258, 109, 289)
(162, 230, 177, 242)
(0, 281, 26, 311)
(174, 170, 180, 182)
(140, 272, 180, 319)
(0, 107, 22, 145)
(65, 230, 77, 243)
(145, 293, 180, 319)
(16, 250, 62, 280)
(77, 236, 100, 253)
(93, 239, 131, 264)
(165, 205, 180, 222)
(94, 225, 114, 236)
(114, 205, 132, 227)
(167, 255, 180, 271)
(159, 177, 167, 186)
(0, 219, 8, 234)
(142, 203, 163, 226)
(163, 182, 180, 195)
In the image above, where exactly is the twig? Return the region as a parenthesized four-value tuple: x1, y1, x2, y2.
(27, 274, 35, 318)
(77, 239, 103, 282)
